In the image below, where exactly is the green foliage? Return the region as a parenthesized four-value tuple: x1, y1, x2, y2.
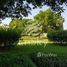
(0, 43, 67, 66)
(9, 19, 24, 34)
(9, 18, 31, 34)
(9, 18, 42, 36)
(34, 9, 64, 33)
(0, 27, 20, 48)
(31, 53, 67, 67)
(0, 54, 36, 67)
(47, 30, 67, 43)
(9, 9, 64, 35)
(24, 20, 42, 36)
(0, 0, 66, 19)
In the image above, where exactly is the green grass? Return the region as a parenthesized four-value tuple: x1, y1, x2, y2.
(0, 43, 67, 67)
(1, 43, 67, 57)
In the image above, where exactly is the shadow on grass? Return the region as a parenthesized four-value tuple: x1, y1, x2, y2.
(0, 43, 67, 54)
(0, 43, 45, 53)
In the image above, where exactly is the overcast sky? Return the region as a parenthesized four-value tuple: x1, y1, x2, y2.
(2, 5, 67, 30)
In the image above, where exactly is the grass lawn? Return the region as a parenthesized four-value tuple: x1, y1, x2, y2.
(0, 43, 67, 67)
(8, 43, 67, 56)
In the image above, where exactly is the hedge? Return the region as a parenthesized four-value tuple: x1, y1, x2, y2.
(47, 30, 67, 43)
(0, 27, 21, 48)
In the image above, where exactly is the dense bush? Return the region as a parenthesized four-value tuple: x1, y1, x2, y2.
(31, 53, 67, 67)
(47, 30, 67, 43)
(0, 54, 36, 67)
(0, 27, 21, 48)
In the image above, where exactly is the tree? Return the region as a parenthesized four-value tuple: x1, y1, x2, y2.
(34, 9, 64, 33)
(9, 18, 31, 34)
(47, 30, 67, 44)
(0, 0, 66, 19)
(24, 20, 42, 36)
(0, 26, 21, 48)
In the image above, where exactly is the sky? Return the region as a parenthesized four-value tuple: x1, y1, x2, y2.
(1, 5, 67, 30)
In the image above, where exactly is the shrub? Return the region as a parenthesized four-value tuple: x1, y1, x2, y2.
(0, 54, 36, 67)
(0, 27, 21, 48)
(31, 53, 67, 67)
(47, 30, 67, 43)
